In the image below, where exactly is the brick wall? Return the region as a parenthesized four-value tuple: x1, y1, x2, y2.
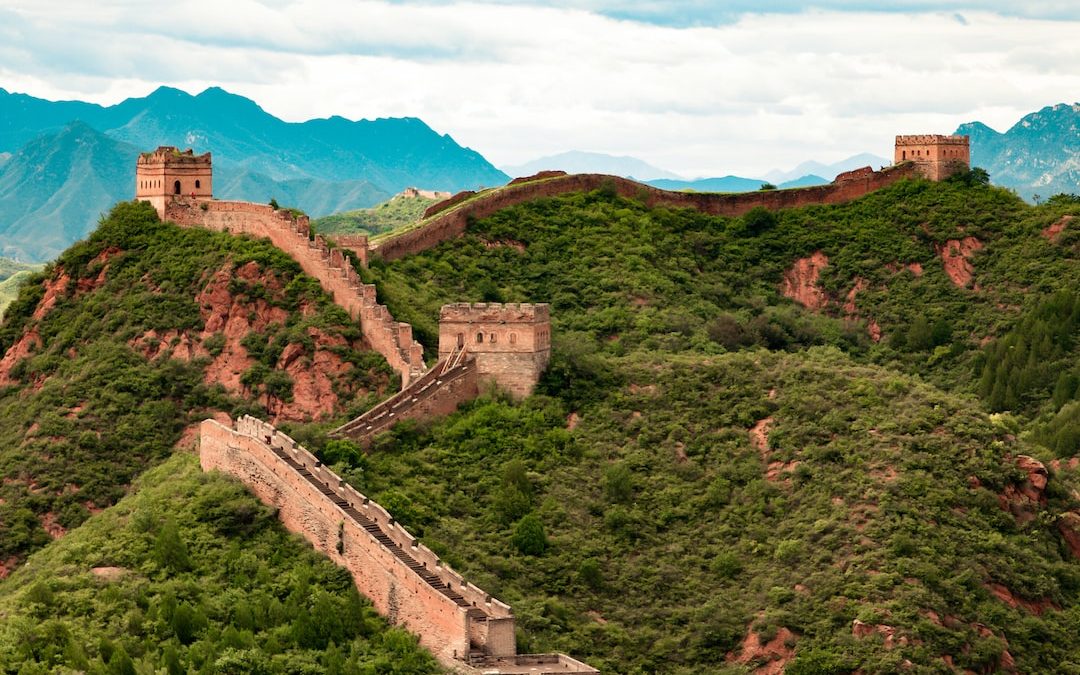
(372, 164, 920, 262)
(199, 417, 516, 666)
(332, 357, 479, 444)
(438, 303, 551, 399)
(165, 199, 425, 387)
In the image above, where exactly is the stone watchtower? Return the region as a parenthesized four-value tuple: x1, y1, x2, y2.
(438, 303, 551, 398)
(894, 134, 970, 181)
(136, 146, 212, 219)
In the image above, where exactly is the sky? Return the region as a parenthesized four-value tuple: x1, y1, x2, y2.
(1, 0, 1079, 178)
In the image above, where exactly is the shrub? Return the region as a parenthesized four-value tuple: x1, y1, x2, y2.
(512, 514, 547, 555)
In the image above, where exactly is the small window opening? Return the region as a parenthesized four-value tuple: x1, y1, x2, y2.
(173, 180, 181, 195)
(476, 333, 484, 344)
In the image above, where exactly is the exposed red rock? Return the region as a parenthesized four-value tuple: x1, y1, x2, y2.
(936, 237, 983, 287)
(0, 556, 17, 579)
(1042, 215, 1073, 241)
(843, 277, 869, 314)
(852, 620, 908, 649)
(33, 273, 70, 321)
(39, 512, 66, 539)
(765, 459, 799, 482)
(0, 328, 42, 385)
(566, 412, 580, 430)
(730, 625, 797, 674)
(1015, 455, 1048, 499)
(91, 566, 128, 580)
(984, 582, 1058, 615)
(750, 417, 773, 453)
(1058, 512, 1080, 560)
(126, 261, 385, 422)
(781, 251, 829, 310)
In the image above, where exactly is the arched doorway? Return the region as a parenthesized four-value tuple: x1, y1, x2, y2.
(173, 180, 182, 195)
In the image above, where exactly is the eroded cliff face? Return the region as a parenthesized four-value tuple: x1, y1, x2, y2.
(2, 258, 391, 422)
(127, 260, 390, 421)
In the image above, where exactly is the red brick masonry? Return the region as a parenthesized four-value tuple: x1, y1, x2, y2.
(200, 416, 598, 674)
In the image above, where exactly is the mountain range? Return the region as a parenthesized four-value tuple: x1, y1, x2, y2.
(958, 102, 1080, 201)
(0, 86, 509, 261)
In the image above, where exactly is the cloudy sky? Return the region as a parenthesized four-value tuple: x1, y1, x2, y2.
(1, 0, 1079, 177)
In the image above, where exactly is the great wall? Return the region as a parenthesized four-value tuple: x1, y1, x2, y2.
(135, 134, 968, 673)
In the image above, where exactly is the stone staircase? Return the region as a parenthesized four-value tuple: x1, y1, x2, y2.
(268, 443, 487, 618)
(331, 346, 478, 442)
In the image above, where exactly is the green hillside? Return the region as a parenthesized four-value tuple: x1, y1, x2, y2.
(0, 453, 438, 674)
(0, 201, 393, 571)
(314, 192, 442, 237)
(1, 175, 1079, 673)
(293, 173, 1078, 672)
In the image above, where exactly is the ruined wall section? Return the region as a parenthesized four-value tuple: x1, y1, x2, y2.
(199, 417, 516, 667)
(332, 356, 479, 444)
(165, 199, 424, 387)
(372, 164, 920, 262)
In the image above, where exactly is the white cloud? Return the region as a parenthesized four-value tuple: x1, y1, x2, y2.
(1, 2, 1078, 177)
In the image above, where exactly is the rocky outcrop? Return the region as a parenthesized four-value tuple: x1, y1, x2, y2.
(936, 237, 983, 287)
(128, 260, 388, 422)
(1042, 215, 1073, 241)
(729, 624, 797, 674)
(781, 252, 830, 311)
(0, 250, 117, 385)
(998, 455, 1049, 525)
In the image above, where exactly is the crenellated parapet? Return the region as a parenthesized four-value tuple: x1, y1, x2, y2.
(163, 196, 425, 387)
(438, 303, 551, 399)
(894, 134, 970, 180)
(200, 416, 597, 674)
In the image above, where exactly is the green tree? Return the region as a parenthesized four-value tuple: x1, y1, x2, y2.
(512, 514, 547, 555)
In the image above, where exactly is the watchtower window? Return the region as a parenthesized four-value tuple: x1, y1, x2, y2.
(173, 180, 181, 195)
(457, 332, 465, 348)
(195, 179, 201, 189)
(902, 150, 906, 160)
(490, 333, 497, 344)
(476, 333, 484, 344)
(509, 333, 517, 345)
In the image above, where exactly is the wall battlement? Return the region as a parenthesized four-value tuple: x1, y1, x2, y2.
(163, 197, 425, 387)
(439, 302, 552, 398)
(895, 134, 969, 146)
(371, 162, 921, 263)
(894, 134, 970, 181)
(440, 302, 551, 323)
(200, 416, 597, 674)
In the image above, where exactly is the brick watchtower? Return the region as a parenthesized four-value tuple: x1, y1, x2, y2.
(136, 146, 212, 219)
(438, 303, 551, 398)
(894, 134, 970, 181)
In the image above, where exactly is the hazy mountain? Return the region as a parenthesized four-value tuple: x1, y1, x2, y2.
(0, 86, 509, 260)
(957, 103, 1080, 200)
(0, 122, 139, 262)
(503, 150, 683, 181)
(648, 175, 767, 192)
(765, 152, 890, 183)
(646, 174, 828, 192)
(0, 122, 395, 262)
(0, 86, 507, 193)
(215, 169, 391, 218)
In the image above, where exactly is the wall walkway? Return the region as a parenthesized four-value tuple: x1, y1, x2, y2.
(165, 199, 425, 387)
(200, 416, 597, 674)
(370, 164, 919, 262)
